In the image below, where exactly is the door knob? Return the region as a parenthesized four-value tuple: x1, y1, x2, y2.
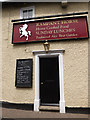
(41, 82, 44, 85)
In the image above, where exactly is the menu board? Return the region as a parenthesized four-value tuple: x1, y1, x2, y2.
(15, 59, 33, 88)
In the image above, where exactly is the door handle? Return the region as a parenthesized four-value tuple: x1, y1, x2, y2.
(41, 82, 44, 85)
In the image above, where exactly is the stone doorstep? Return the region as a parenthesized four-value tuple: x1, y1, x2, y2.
(39, 106, 60, 111)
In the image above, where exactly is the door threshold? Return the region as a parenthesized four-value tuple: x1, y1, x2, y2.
(39, 105, 59, 111)
(40, 103, 59, 106)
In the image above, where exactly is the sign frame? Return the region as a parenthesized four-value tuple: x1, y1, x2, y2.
(12, 16, 89, 44)
(15, 58, 33, 88)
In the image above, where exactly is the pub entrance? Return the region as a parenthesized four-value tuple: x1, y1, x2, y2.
(40, 56, 60, 105)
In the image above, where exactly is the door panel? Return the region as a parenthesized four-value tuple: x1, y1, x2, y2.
(40, 57, 60, 104)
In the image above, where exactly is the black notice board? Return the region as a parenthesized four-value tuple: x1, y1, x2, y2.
(15, 59, 33, 88)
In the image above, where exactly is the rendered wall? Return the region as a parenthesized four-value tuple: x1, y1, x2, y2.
(88, 2, 90, 108)
(2, 2, 88, 107)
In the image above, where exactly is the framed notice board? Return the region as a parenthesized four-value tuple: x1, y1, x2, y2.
(15, 59, 33, 88)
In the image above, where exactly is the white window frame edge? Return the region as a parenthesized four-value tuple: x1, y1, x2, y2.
(33, 50, 65, 113)
(20, 6, 35, 19)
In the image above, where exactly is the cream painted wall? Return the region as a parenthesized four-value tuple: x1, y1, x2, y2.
(2, 2, 88, 107)
(88, 2, 90, 108)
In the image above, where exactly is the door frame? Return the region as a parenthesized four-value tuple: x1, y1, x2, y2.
(33, 50, 65, 113)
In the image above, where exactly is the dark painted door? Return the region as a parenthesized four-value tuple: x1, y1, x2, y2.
(40, 57, 60, 105)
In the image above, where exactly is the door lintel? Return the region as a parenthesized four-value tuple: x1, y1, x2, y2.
(32, 49, 65, 55)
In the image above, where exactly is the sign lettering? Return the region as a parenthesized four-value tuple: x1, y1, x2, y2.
(12, 16, 89, 44)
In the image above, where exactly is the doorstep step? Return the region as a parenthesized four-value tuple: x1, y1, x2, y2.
(39, 106, 59, 111)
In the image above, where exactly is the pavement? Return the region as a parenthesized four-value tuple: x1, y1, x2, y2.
(1, 107, 89, 119)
